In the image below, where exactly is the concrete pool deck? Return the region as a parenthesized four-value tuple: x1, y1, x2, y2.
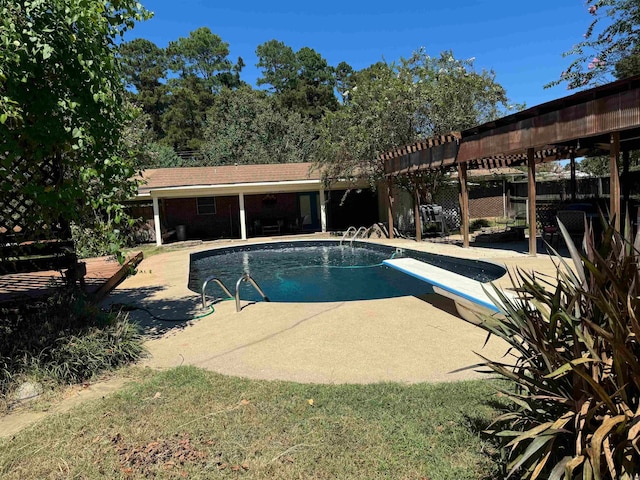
(104, 234, 565, 385)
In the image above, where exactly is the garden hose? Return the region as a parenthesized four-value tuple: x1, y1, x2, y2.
(105, 298, 233, 323)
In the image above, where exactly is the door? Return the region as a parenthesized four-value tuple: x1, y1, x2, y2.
(298, 192, 320, 230)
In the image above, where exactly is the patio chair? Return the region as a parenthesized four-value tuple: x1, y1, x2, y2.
(539, 209, 560, 249)
(556, 210, 587, 248)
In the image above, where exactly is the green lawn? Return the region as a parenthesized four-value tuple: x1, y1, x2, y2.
(0, 367, 506, 479)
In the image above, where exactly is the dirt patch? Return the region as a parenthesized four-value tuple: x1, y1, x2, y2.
(112, 432, 208, 476)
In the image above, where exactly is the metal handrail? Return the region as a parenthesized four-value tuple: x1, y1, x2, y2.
(201, 276, 233, 309)
(235, 273, 270, 312)
(350, 226, 368, 247)
(339, 226, 357, 246)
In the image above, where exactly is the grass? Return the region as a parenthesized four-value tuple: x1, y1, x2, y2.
(0, 366, 507, 479)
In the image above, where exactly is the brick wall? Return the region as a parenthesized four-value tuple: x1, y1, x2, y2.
(164, 196, 240, 239)
(469, 196, 504, 218)
(469, 183, 504, 218)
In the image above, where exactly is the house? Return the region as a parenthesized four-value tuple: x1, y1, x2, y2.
(129, 163, 382, 245)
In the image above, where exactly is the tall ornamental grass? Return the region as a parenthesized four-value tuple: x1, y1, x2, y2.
(480, 215, 640, 479)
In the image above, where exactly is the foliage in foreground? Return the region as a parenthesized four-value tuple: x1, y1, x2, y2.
(0, 290, 145, 405)
(549, 0, 640, 89)
(0, 0, 149, 238)
(0, 366, 505, 479)
(480, 217, 640, 479)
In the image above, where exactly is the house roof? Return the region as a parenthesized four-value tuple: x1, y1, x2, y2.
(464, 167, 525, 178)
(137, 163, 322, 196)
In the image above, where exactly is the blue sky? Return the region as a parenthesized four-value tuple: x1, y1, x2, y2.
(126, 1, 597, 109)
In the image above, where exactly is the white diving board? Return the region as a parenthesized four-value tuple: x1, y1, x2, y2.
(383, 257, 515, 319)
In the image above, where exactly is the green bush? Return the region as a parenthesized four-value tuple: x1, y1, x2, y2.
(0, 290, 145, 401)
(470, 218, 492, 231)
(71, 222, 128, 261)
(480, 216, 640, 479)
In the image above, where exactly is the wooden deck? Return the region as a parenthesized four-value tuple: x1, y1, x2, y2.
(0, 252, 143, 304)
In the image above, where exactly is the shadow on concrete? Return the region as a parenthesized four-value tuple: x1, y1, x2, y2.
(415, 292, 461, 319)
(102, 285, 222, 338)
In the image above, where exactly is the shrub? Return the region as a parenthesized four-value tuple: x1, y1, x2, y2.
(470, 218, 492, 231)
(480, 216, 640, 479)
(0, 290, 145, 401)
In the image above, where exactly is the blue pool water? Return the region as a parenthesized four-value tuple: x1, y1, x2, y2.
(189, 240, 505, 303)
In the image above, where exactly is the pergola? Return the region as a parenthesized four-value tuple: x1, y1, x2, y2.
(383, 75, 640, 256)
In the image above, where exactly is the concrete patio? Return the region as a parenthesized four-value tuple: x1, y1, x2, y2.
(104, 234, 564, 385)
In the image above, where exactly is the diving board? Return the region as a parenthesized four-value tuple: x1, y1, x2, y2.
(383, 257, 514, 320)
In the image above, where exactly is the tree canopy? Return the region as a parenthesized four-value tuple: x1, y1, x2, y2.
(201, 86, 317, 166)
(549, 0, 640, 89)
(256, 40, 338, 121)
(0, 0, 150, 237)
(315, 50, 513, 187)
(117, 33, 516, 182)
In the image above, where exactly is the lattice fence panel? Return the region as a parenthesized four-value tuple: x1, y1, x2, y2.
(433, 183, 461, 230)
(0, 158, 69, 261)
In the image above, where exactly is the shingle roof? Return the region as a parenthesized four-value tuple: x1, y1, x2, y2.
(137, 163, 321, 195)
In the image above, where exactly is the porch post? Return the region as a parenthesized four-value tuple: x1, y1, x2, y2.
(239, 192, 247, 240)
(387, 180, 394, 239)
(527, 148, 537, 256)
(610, 132, 621, 231)
(570, 151, 577, 201)
(458, 162, 469, 248)
(414, 188, 421, 242)
(622, 149, 630, 227)
(153, 196, 162, 246)
(319, 188, 327, 233)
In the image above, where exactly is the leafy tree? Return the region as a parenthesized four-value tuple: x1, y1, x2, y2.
(255, 40, 299, 93)
(118, 38, 169, 138)
(161, 28, 243, 151)
(168, 27, 243, 93)
(0, 0, 149, 244)
(162, 75, 215, 151)
(256, 40, 338, 121)
(614, 45, 640, 78)
(578, 152, 640, 176)
(316, 51, 512, 187)
(405, 50, 513, 136)
(120, 105, 181, 169)
(549, 0, 640, 89)
(316, 61, 417, 186)
(335, 61, 355, 102)
(201, 86, 317, 165)
(579, 156, 611, 176)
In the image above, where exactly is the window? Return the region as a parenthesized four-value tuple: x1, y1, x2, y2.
(196, 197, 216, 215)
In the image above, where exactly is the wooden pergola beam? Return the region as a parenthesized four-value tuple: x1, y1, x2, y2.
(387, 180, 394, 239)
(458, 162, 470, 248)
(527, 148, 537, 256)
(610, 132, 621, 231)
(457, 83, 640, 162)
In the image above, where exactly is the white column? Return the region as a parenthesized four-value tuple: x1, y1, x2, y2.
(152, 196, 162, 246)
(239, 192, 247, 240)
(319, 188, 327, 233)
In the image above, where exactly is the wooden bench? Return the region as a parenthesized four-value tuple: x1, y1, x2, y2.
(383, 257, 516, 323)
(0, 240, 86, 288)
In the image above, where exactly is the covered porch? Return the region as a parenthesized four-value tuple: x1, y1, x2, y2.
(132, 163, 380, 245)
(383, 75, 640, 255)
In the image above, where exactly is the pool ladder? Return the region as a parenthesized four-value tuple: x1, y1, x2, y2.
(201, 273, 270, 312)
(339, 226, 369, 247)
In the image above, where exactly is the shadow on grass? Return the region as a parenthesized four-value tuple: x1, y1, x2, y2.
(464, 395, 515, 480)
(101, 285, 223, 338)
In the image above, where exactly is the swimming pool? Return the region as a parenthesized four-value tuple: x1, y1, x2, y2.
(189, 240, 506, 303)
